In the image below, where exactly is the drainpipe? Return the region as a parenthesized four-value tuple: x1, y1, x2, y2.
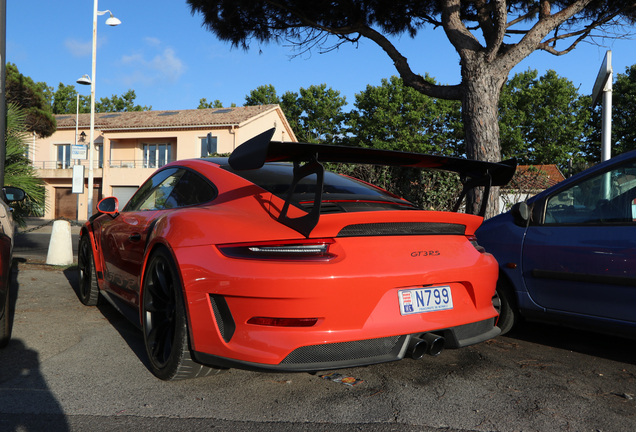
(230, 125, 237, 150)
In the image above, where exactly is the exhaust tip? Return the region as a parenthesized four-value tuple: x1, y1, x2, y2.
(421, 333, 445, 356)
(407, 337, 429, 360)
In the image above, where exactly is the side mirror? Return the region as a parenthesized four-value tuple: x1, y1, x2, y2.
(3, 186, 26, 203)
(510, 202, 529, 226)
(97, 196, 119, 215)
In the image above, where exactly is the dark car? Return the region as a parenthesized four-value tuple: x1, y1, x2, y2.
(478, 150, 636, 337)
(0, 186, 26, 348)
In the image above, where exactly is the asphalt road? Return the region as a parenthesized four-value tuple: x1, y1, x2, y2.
(1, 257, 635, 431)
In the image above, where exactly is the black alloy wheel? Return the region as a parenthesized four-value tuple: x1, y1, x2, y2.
(142, 247, 220, 381)
(78, 235, 100, 306)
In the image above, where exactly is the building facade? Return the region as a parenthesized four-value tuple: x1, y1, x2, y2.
(32, 105, 295, 220)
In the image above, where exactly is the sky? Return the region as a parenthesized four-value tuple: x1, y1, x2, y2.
(6, 1, 636, 113)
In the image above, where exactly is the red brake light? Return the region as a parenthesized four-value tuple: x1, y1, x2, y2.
(467, 235, 486, 253)
(247, 317, 318, 327)
(218, 239, 336, 261)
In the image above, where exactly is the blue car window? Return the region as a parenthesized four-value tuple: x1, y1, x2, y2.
(545, 161, 636, 224)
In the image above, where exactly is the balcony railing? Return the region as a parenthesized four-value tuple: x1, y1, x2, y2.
(33, 159, 176, 170)
(33, 160, 102, 170)
(109, 159, 176, 169)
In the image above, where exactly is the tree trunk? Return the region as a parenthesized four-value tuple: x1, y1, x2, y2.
(461, 60, 507, 218)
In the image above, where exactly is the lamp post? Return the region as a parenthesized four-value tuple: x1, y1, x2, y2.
(75, 75, 91, 221)
(87, 0, 120, 219)
(75, 75, 91, 149)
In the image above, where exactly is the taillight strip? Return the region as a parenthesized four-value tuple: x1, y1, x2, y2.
(218, 239, 336, 261)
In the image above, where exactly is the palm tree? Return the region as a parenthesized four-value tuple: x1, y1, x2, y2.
(4, 103, 46, 227)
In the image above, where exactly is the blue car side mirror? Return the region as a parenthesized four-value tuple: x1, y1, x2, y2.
(511, 202, 530, 226)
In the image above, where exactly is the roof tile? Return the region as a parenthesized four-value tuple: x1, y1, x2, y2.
(55, 105, 280, 130)
(509, 165, 566, 190)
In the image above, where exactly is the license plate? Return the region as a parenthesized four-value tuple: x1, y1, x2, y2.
(398, 286, 453, 315)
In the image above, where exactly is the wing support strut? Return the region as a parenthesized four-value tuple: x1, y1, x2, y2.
(278, 155, 324, 238)
(229, 128, 516, 237)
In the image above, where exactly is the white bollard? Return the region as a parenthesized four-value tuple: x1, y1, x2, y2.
(46, 220, 74, 266)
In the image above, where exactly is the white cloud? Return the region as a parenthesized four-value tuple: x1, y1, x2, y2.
(143, 37, 161, 47)
(151, 48, 185, 81)
(119, 45, 186, 85)
(65, 39, 92, 57)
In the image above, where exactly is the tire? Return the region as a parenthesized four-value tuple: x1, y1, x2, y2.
(0, 285, 10, 348)
(77, 235, 100, 306)
(492, 281, 520, 335)
(142, 247, 221, 381)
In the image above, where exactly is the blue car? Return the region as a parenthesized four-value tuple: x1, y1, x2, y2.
(477, 150, 636, 337)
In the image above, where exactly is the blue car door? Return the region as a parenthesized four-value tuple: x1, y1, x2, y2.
(521, 160, 636, 323)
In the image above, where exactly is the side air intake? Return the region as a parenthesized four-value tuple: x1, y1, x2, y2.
(209, 295, 236, 343)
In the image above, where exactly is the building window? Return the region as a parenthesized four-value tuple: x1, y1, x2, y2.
(57, 144, 71, 169)
(200, 135, 217, 157)
(143, 144, 172, 168)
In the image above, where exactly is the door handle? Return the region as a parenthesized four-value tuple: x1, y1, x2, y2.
(129, 233, 141, 242)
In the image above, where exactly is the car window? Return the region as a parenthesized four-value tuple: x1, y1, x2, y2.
(163, 170, 217, 208)
(223, 163, 410, 204)
(545, 160, 636, 224)
(124, 168, 182, 212)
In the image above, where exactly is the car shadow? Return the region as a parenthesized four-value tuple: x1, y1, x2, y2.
(503, 320, 636, 365)
(0, 260, 70, 432)
(63, 267, 151, 371)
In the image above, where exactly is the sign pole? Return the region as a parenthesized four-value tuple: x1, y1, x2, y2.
(592, 50, 613, 162)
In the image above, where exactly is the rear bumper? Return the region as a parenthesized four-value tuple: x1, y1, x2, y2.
(193, 318, 499, 372)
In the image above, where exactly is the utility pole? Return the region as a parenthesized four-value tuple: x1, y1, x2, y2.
(0, 0, 7, 190)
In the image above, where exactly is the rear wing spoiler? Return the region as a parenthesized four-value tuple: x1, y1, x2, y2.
(229, 128, 516, 237)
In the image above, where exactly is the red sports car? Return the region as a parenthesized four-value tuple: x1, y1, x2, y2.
(77, 129, 515, 380)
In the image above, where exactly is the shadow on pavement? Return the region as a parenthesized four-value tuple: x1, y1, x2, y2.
(0, 261, 70, 432)
(63, 267, 151, 371)
(503, 320, 636, 365)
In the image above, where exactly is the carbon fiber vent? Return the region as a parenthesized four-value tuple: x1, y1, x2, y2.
(281, 336, 402, 365)
(453, 318, 495, 340)
(209, 295, 236, 343)
(337, 222, 465, 237)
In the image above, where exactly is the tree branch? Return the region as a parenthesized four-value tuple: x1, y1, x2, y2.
(485, 0, 508, 63)
(358, 26, 464, 100)
(507, 5, 540, 28)
(503, 0, 595, 68)
(441, 0, 483, 57)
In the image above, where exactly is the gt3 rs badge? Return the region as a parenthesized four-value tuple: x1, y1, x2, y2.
(411, 251, 440, 257)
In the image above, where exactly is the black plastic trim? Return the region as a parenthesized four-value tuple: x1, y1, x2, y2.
(337, 222, 466, 237)
(209, 294, 236, 342)
(532, 269, 636, 287)
(193, 335, 409, 373)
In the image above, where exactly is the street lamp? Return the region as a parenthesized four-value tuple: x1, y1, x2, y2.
(75, 75, 91, 221)
(87, 1, 120, 219)
(75, 75, 91, 149)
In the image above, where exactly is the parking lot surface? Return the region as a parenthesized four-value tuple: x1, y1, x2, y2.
(1, 261, 634, 432)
